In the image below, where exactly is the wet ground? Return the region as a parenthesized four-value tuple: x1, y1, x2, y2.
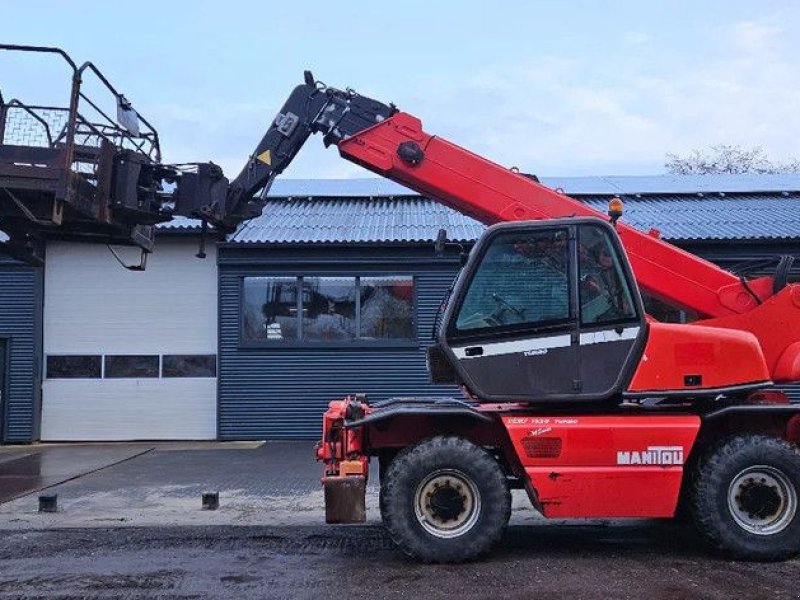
(1, 442, 799, 598)
(0, 441, 347, 529)
(1, 522, 798, 599)
(0, 444, 153, 503)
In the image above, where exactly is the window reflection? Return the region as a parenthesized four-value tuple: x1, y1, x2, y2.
(302, 277, 356, 341)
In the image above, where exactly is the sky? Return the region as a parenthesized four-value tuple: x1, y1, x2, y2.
(2, 0, 798, 180)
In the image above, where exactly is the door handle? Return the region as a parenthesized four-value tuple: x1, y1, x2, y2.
(465, 346, 484, 357)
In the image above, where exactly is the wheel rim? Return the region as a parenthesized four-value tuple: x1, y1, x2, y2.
(414, 469, 481, 539)
(727, 465, 798, 536)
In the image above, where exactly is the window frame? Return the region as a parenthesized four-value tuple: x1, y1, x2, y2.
(44, 354, 219, 379)
(238, 273, 418, 348)
(357, 275, 417, 342)
(241, 275, 302, 343)
(300, 275, 359, 343)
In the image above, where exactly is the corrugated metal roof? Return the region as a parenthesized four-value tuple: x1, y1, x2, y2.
(231, 196, 483, 244)
(269, 174, 800, 198)
(544, 174, 800, 195)
(580, 195, 800, 241)
(230, 191, 800, 244)
(156, 216, 203, 231)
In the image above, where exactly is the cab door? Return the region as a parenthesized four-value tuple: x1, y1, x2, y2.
(442, 224, 580, 401)
(576, 222, 646, 397)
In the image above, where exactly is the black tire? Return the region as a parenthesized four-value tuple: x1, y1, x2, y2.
(378, 453, 393, 521)
(381, 436, 511, 563)
(689, 434, 800, 561)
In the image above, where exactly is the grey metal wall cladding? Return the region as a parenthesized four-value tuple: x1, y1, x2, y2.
(218, 245, 800, 440)
(0, 264, 41, 442)
(218, 260, 461, 439)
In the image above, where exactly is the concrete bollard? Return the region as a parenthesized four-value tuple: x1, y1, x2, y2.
(202, 492, 219, 510)
(38, 494, 58, 513)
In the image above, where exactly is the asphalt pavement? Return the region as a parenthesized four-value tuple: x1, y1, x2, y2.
(0, 441, 798, 599)
(1, 523, 798, 599)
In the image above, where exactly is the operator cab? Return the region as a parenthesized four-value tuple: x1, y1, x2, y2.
(438, 217, 646, 403)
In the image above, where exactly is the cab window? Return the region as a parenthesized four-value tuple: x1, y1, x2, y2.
(455, 228, 570, 333)
(578, 225, 637, 325)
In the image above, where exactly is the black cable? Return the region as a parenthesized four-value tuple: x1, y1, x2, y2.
(739, 275, 762, 306)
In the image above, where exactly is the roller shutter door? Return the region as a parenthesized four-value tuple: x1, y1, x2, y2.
(41, 240, 217, 441)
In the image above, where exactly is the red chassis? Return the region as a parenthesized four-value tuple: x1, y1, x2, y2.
(318, 392, 800, 521)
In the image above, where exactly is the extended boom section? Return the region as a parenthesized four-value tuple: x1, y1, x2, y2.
(336, 112, 772, 318)
(214, 73, 785, 320)
(331, 111, 800, 384)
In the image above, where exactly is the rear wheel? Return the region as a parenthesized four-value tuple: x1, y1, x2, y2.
(381, 436, 511, 563)
(690, 434, 800, 561)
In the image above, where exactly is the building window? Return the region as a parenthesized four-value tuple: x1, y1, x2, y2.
(241, 275, 415, 343)
(46, 355, 102, 379)
(104, 355, 159, 378)
(359, 276, 414, 340)
(46, 354, 218, 379)
(243, 277, 299, 341)
(162, 354, 217, 378)
(302, 277, 357, 341)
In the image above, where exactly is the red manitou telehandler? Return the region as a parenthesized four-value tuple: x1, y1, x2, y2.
(2, 48, 800, 562)
(254, 74, 800, 564)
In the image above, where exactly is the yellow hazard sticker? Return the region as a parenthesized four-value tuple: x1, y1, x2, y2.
(256, 149, 272, 165)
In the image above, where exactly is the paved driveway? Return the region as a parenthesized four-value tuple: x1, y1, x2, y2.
(1, 441, 799, 598)
(0, 444, 152, 504)
(0, 441, 375, 528)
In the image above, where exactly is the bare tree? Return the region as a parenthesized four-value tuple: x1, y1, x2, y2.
(665, 145, 800, 175)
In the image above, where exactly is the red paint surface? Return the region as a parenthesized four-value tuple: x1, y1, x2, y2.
(502, 414, 700, 518)
(628, 322, 770, 392)
(699, 287, 800, 382)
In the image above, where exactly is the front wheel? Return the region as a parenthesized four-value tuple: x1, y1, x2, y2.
(381, 436, 511, 563)
(690, 434, 800, 561)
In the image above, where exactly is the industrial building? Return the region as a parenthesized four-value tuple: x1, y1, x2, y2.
(1, 174, 799, 443)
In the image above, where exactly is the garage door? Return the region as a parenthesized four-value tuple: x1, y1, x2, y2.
(41, 239, 217, 441)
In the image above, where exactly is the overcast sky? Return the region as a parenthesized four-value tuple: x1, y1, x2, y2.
(2, 0, 798, 179)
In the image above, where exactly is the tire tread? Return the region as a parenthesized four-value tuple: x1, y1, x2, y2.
(689, 434, 800, 561)
(381, 436, 511, 563)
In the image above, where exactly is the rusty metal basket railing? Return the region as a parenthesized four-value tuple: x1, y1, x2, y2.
(0, 44, 162, 178)
(0, 45, 173, 264)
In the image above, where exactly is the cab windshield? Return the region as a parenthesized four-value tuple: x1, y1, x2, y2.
(455, 228, 570, 333)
